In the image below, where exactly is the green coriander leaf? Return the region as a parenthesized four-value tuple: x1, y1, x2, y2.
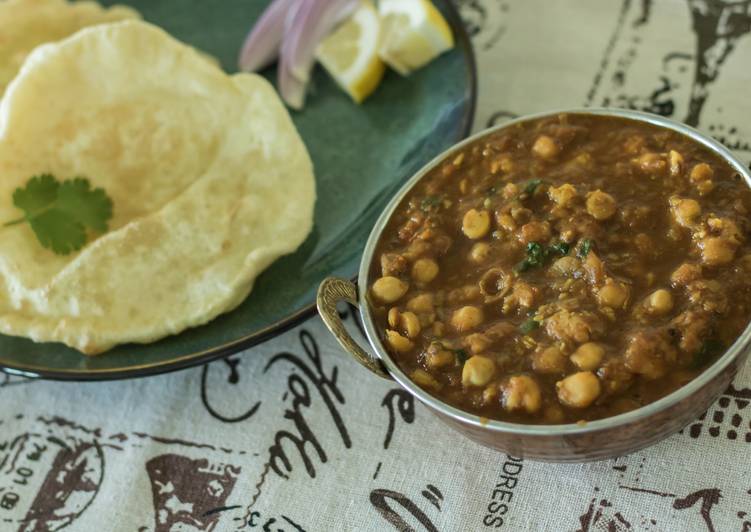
(527, 241, 545, 267)
(515, 241, 546, 273)
(30, 209, 87, 255)
(519, 319, 540, 334)
(550, 241, 570, 256)
(577, 239, 593, 259)
(7, 175, 113, 255)
(12, 174, 59, 216)
(454, 349, 468, 364)
(527, 241, 542, 254)
(56, 178, 113, 233)
(523, 179, 543, 195)
(515, 241, 572, 274)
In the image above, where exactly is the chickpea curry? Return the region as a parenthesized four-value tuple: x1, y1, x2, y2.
(368, 113, 751, 424)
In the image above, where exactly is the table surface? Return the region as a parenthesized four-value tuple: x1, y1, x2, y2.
(3, 1, 751, 531)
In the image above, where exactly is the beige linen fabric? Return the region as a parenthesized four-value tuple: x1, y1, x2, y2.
(2, 1, 751, 530)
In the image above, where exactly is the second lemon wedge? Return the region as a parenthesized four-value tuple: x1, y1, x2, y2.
(316, 0, 385, 103)
(378, 0, 454, 76)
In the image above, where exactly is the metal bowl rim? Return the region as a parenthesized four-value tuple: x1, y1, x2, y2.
(357, 107, 751, 436)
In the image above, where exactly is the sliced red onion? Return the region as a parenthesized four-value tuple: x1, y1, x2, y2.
(278, 0, 359, 108)
(238, 0, 301, 72)
(278, 56, 307, 110)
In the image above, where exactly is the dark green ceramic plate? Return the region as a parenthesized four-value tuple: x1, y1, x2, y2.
(0, 0, 476, 380)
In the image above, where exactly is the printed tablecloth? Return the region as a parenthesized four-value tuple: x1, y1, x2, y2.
(3, 1, 751, 530)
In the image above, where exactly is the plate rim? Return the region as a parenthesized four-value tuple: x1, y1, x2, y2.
(0, 1, 478, 381)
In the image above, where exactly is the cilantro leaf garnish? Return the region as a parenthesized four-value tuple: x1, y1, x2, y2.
(576, 238, 593, 259)
(5, 175, 113, 255)
(514, 241, 545, 272)
(549, 241, 570, 256)
(519, 318, 540, 334)
(514, 240, 571, 273)
(523, 179, 543, 195)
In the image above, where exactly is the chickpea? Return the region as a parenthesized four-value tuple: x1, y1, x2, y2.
(451, 306, 484, 332)
(647, 289, 673, 315)
(669, 196, 701, 227)
(690, 162, 713, 182)
(584, 251, 605, 286)
(502, 375, 542, 414)
(502, 182, 519, 199)
(489, 159, 502, 174)
(385, 330, 414, 352)
(499, 156, 515, 173)
(462, 356, 496, 387)
(690, 163, 715, 195)
(671, 262, 702, 286)
(482, 384, 499, 405)
(407, 293, 434, 314)
(425, 348, 455, 369)
(372, 276, 408, 303)
(387, 307, 399, 328)
(634, 152, 666, 173)
(548, 183, 577, 207)
(403, 240, 431, 261)
(497, 213, 516, 232)
(519, 221, 551, 244)
(484, 322, 515, 344)
(462, 209, 491, 239)
(545, 309, 595, 344)
(510, 206, 532, 223)
(532, 134, 560, 159)
(700, 237, 735, 266)
(556, 371, 601, 408)
(532, 346, 568, 374)
(505, 281, 538, 310)
(597, 279, 629, 308)
(696, 179, 715, 195)
(470, 242, 491, 263)
(586, 190, 617, 220)
(465, 333, 492, 354)
(707, 216, 740, 236)
(570, 342, 604, 371)
(411, 369, 441, 390)
(624, 332, 670, 379)
(412, 258, 439, 284)
(400, 311, 422, 338)
(552, 256, 580, 277)
(669, 150, 684, 176)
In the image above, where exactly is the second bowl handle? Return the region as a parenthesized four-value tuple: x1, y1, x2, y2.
(317, 277, 391, 380)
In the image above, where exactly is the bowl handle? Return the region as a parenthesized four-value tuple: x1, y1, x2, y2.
(317, 277, 391, 380)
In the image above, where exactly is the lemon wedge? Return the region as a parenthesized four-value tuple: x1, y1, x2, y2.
(378, 0, 454, 76)
(316, 0, 385, 103)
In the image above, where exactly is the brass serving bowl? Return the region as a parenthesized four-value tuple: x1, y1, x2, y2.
(317, 108, 751, 462)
